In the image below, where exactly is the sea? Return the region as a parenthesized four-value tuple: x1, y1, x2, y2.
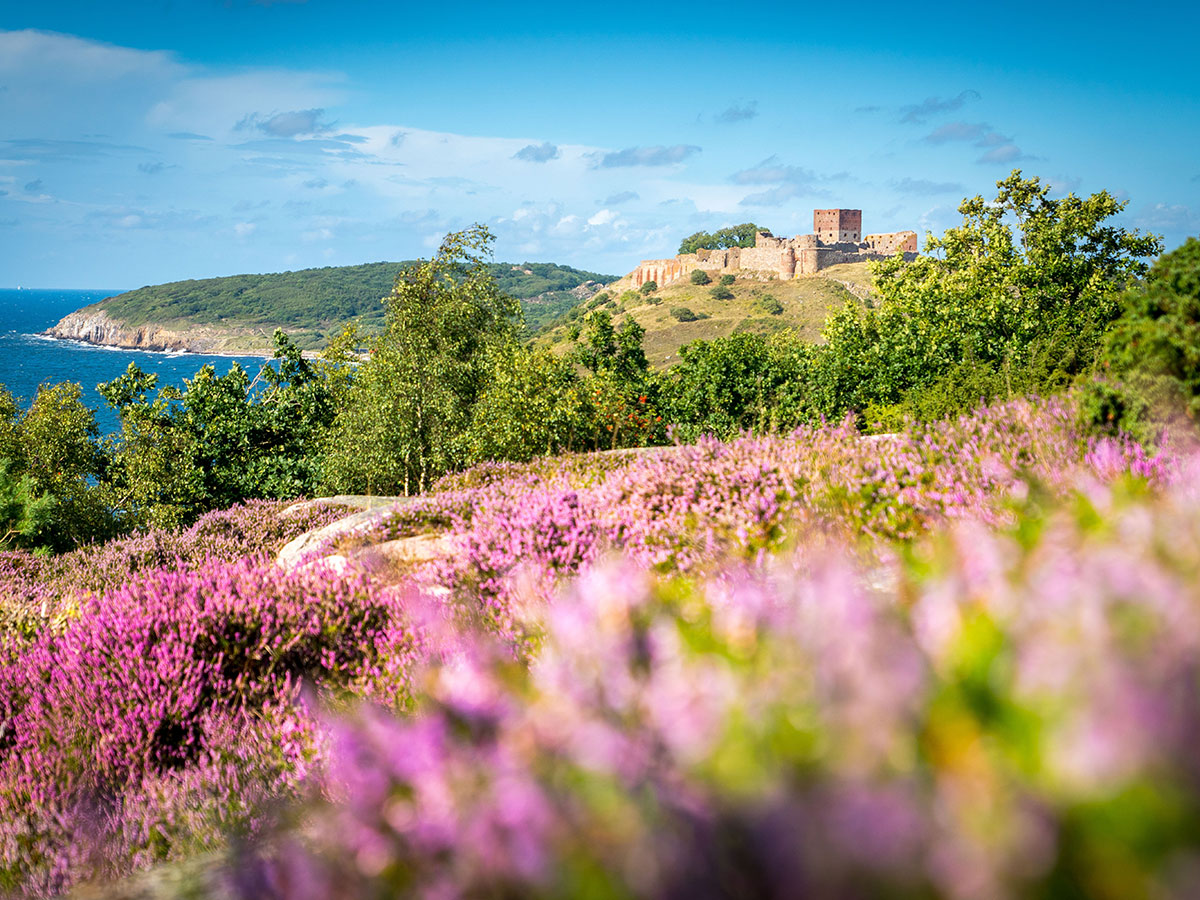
(0, 288, 273, 436)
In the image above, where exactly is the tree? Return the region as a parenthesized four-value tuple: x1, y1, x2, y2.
(100, 329, 350, 528)
(807, 171, 1162, 421)
(678, 224, 764, 255)
(1096, 237, 1200, 426)
(0, 460, 55, 550)
(690, 270, 711, 286)
(321, 225, 522, 495)
(15, 383, 112, 547)
(572, 310, 648, 384)
(639, 281, 658, 295)
(654, 331, 810, 442)
(464, 347, 587, 462)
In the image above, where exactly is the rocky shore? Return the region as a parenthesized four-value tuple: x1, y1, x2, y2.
(43, 307, 275, 356)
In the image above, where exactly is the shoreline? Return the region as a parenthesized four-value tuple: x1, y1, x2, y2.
(33, 331, 280, 360)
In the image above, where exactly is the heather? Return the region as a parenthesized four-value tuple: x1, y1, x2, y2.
(0, 396, 1195, 897)
(0, 554, 405, 895)
(242, 467, 1200, 899)
(0, 500, 348, 640)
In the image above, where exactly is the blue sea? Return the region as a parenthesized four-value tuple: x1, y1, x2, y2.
(0, 289, 272, 435)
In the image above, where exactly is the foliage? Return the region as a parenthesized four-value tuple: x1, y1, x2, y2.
(231, 400, 1183, 900)
(709, 285, 734, 301)
(81, 260, 614, 349)
(719, 273, 736, 286)
(100, 330, 348, 530)
(1099, 237, 1200, 424)
(0, 396, 1179, 897)
(0, 461, 54, 551)
(572, 310, 648, 384)
(321, 226, 522, 496)
(678, 223, 763, 255)
(463, 346, 589, 462)
(805, 170, 1162, 422)
(0, 499, 349, 633)
(0, 383, 113, 550)
(654, 332, 808, 441)
(689, 269, 711, 285)
(639, 280, 657, 295)
(670, 306, 698, 322)
(758, 292, 783, 315)
(0, 554, 398, 895)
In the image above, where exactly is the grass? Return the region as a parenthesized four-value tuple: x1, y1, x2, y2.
(539, 262, 872, 367)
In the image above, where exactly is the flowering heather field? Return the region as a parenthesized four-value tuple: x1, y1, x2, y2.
(2, 397, 1198, 899)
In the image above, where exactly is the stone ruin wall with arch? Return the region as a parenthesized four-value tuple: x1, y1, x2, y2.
(623, 209, 918, 289)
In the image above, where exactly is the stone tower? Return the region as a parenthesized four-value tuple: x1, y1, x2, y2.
(813, 209, 862, 244)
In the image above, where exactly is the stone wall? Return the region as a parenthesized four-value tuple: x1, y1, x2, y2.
(622, 210, 918, 287)
(864, 231, 918, 254)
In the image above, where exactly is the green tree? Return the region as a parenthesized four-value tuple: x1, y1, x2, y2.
(654, 332, 810, 441)
(1093, 237, 1200, 428)
(100, 329, 350, 528)
(464, 347, 587, 462)
(678, 224, 764, 255)
(808, 171, 1162, 421)
(689, 270, 711, 286)
(639, 281, 658, 295)
(321, 225, 522, 495)
(0, 460, 56, 550)
(17, 383, 112, 547)
(573, 310, 648, 384)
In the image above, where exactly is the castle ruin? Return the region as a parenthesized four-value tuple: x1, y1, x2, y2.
(625, 209, 918, 289)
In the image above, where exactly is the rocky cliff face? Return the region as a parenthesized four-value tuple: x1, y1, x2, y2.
(43, 308, 268, 355)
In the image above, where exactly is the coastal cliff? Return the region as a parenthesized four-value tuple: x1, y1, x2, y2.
(44, 307, 275, 355)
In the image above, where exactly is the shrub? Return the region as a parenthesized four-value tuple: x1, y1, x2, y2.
(709, 286, 734, 301)
(670, 306, 698, 322)
(719, 274, 736, 286)
(758, 293, 783, 315)
(639, 281, 658, 295)
(689, 270, 712, 286)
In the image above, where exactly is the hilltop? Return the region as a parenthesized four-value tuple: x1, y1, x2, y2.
(44, 260, 614, 355)
(539, 261, 875, 367)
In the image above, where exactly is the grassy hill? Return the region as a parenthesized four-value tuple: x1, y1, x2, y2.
(87, 260, 615, 349)
(538, 262, 874, 367)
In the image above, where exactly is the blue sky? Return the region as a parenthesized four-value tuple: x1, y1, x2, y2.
(1, 0, 1197, 288)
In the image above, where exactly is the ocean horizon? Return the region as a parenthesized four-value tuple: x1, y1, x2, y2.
(0, 288, 274, 435)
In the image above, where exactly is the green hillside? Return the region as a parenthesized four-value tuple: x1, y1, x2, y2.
(90, 260, 615, 348)
(538, 262, 874, 367)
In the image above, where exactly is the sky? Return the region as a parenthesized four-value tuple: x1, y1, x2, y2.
(1, 0, 1197, 289)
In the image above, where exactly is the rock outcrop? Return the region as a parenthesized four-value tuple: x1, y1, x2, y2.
(43, 307, 275, 355)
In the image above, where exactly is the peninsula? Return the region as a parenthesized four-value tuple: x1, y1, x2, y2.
(44, 260, 612, 355)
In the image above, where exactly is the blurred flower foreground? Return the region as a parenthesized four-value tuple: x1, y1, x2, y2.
(3, 396, 1200, 899)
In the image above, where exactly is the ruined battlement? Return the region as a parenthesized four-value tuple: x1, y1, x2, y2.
(624, 209, 917, 289)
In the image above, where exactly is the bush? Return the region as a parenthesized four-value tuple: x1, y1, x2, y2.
(689, 270, 711, 286)
(1101, 237, 1200, 421)
(639, 281, 657, 295)
(709, 286, 734, 301)
(670, 306, 698, 322)
(719, 274, 736, 287)
(619, 290, 640, 305)
(758, 293, 783, 315)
